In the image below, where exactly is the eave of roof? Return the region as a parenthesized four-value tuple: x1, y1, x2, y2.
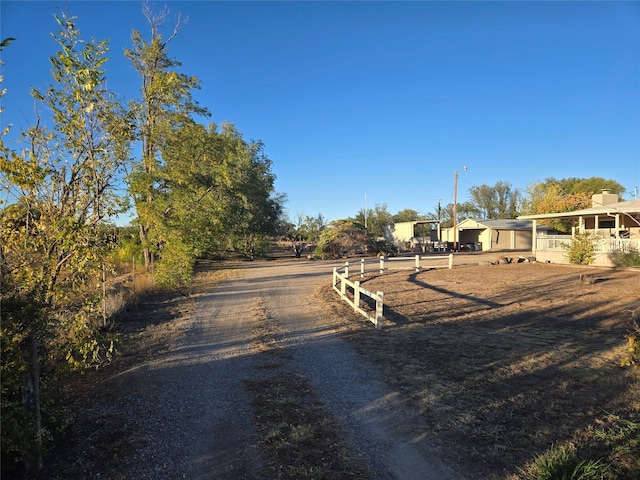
(458, 218, 552, 230)
(518, 198, 640, 220)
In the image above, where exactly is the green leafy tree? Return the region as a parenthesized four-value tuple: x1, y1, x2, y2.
(126, 4, 281, 279)
(303, 213, 327, 243)
(148, 120, 282, 278)
(125, 3, 209, 271)
(355, 203, 393, 238)
(1, 14, 128, 472)
(392, 208, 424, 223)
(439, 201, 479, 227)
(556, 177, 625, 197)
(468, 181, 521, 219)
(213, 123, 282, 259)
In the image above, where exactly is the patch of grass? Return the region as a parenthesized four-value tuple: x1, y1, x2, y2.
(519, 414, 640, 480)
(520, 444, 608, 480)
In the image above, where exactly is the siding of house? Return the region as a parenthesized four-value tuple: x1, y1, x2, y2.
(492, 229, 510, 249)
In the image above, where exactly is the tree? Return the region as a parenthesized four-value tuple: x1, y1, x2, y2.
(354, 203, 393, 238)
(521, 177, 625, 233)
(125, 2, 209, 271)
(278, 212, 325, 258)
(555, 177, 625, 197)
(303, 213, 327, 243)
(285, 212, 308, 258)
(147, 120, 282, 277)
(392, 208, 424, 223)
(438, 201, 479, 227)
(1, 13, 128, 471)
(213, 124, 282, 260)
(468, 181, 521, 219)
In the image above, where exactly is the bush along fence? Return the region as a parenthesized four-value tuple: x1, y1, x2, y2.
(332, 254, 454, 329)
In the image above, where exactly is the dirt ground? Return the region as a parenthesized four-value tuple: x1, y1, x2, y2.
(39, 252, 639, 480)
(319, 254, 640, 478)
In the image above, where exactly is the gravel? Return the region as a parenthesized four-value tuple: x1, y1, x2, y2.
(46, 257, 465, 479)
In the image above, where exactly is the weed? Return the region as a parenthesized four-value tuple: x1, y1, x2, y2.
(519, 444, 608, 480)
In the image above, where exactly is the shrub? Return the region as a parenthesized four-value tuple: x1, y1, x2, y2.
(369, 239, 398, 256)
(562, 231, 596, 265)
(614, 248, 640, 268)
(313, 221, 369, 259)
(621, 319, 640, 368)
(155, 240, 196, 288)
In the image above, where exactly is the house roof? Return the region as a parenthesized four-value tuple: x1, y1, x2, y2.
(457, 218, 552, 231)
(517, 198, 640, 220)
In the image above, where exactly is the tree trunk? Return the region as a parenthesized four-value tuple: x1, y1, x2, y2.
(22, 334, 42, 473)
(139, 223, 153, 272)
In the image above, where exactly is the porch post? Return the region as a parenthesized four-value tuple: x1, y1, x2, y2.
(615, 214, 620, 238)
(532, 220, 537, 254)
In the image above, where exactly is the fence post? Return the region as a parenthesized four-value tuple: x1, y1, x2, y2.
(415, 255, 421, 273)
(360, 258, 365, 278)
(448, 253, 453, 269)
(341, 275, 346, 296)
(380, 255, 385, 274)
(344, 261, 349, 279)
(375, 291, 384, 329)
(354, 281, 360, 311)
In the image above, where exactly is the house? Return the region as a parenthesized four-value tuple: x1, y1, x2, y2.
(384, 219, 550, 252)
(517, 190, 640, 266)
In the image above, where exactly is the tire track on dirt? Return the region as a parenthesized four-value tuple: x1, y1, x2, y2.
(241, 259, 460, 480)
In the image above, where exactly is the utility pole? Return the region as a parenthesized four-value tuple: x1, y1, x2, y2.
(453, 172, 458, 251)
(437, 198, 442, 243)
(364, 192, 367, 229)
(453, 166, 467, 251)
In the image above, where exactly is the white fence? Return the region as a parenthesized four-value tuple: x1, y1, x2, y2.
(537, 235, 640, 253)
(332, 268, 384, 329)
(332, 254, 454, 329)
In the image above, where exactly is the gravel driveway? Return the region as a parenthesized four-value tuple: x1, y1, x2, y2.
(52, 257, 462, 479)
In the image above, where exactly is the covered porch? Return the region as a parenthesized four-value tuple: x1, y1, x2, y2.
(518, 193, 640, 266)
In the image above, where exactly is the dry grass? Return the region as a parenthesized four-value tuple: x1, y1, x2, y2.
(319, 262, 640, 479)
(245, 297, 371, 479)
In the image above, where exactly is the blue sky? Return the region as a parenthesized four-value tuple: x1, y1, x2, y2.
(2, 1, 639, 223)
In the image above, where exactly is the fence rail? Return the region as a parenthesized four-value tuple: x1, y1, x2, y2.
(537, 236, 640, 253)
(332, 268, 384, 329)
(332, 254, 454, 329)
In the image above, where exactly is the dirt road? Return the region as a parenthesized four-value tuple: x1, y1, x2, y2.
(49, 257, 462, 479)
(236, 259, 458, 479)
(47, 259, 464, 480)
(46, 251, 638, 479)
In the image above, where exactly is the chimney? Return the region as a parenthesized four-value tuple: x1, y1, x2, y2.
(592, 189, 619, 208)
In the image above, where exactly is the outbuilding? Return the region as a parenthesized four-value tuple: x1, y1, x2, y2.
(385, 219, 551, 252)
